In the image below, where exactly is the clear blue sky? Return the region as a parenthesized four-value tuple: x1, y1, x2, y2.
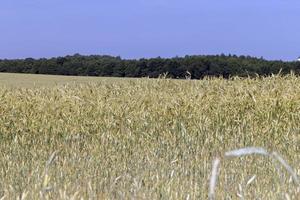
(0, 0, 299, 61)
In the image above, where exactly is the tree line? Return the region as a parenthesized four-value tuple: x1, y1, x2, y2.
(0, 54, 299, 79)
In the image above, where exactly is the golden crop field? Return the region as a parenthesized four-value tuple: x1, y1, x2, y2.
(0, 73, 134, 88)
(0, 73, 300, 199)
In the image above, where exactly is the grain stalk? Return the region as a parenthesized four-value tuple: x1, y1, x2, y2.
(209, 147, 300, 199)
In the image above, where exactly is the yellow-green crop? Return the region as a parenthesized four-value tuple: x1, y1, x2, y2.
(0, 74, 299, 199)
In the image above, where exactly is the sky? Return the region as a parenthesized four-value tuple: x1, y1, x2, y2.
(0, 0, 299, 61)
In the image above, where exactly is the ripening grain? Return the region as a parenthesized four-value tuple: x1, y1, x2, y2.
(0, 75, 299, 199)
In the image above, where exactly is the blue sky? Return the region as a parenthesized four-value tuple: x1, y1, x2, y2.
(0, 0, 299, 60)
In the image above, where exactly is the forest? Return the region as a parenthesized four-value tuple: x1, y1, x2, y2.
(0, 54, 299, 79)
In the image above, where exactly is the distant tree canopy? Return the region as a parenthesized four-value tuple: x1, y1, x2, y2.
(0, 54, 299, 79)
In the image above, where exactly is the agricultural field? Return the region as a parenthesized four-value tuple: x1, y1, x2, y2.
(0, 73, 300, 199)
(0, 73, 133, 88)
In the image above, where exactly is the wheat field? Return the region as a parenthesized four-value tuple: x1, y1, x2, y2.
(0, 73, 299, 199)
(0, 73, 133, 88)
